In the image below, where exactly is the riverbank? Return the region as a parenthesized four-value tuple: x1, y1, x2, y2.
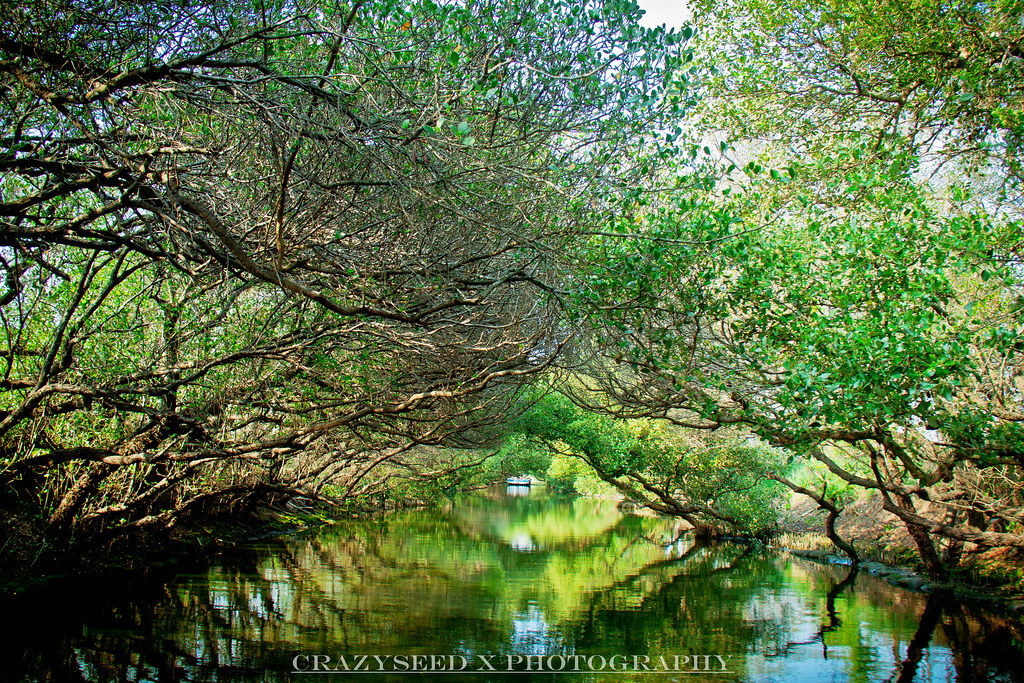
(777, 491, 1024, 613)
(0, 497, 376, 598)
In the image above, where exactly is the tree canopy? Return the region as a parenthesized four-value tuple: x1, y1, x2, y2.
(2, 0, 1023, 580)
(0, 0, 683, 549)
(570, 0, 1024, 574)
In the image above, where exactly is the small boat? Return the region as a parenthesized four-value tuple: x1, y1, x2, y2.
(506, 475, 532, 486)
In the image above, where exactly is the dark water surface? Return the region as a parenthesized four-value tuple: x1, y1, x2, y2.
(6, 487, 1024, 682)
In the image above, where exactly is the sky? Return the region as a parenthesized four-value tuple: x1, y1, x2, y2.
(636, 0, 692, 28)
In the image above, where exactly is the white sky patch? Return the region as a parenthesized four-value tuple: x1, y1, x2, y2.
(636, 0, 692, 29)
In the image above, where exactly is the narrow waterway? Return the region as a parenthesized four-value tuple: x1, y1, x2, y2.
(6, 486, 1024, 682)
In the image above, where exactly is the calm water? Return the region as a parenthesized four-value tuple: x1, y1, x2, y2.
(5, 487, 1024, 682)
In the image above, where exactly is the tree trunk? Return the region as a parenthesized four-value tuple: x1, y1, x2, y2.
(897, 493, 945, 576)
(771, 474, 860, 563)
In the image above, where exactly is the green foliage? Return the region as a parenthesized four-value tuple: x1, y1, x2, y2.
(580, 149, 1024, 458)
(570, 0, 1024, 570)
(545, 452, 619, 496)
(490, 434, 554, 478)
(505, 392, 789, 535)
(512, 393, 645, 476)
(691, 0, 1024, 186)
(787, 451, 864, 505)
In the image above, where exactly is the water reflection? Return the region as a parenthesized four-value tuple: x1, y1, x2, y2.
(505, 485, 530, 497)
(4, 488, 1024, 682)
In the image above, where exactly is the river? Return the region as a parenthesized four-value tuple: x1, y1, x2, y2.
(5, 486, 1024, 681)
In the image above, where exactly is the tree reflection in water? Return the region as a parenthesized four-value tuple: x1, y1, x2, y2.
(4, 490, 1023, 682)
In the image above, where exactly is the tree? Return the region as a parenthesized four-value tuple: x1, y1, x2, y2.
(564, 0, 1024, 573)
(507, 391, 789, 536)
(576, 134, 1024, 573)
(0, 0, 683, 557)
(691, 0, 1024, 203)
